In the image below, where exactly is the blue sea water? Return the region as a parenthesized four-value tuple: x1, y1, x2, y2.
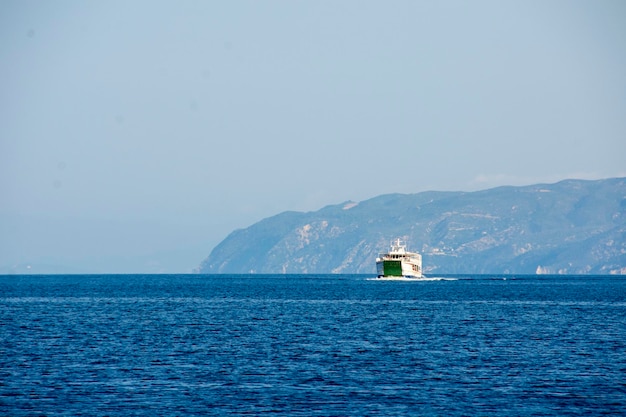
(1, 274, 625, 416)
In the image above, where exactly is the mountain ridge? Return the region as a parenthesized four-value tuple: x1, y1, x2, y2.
(198, 178, 626, 275)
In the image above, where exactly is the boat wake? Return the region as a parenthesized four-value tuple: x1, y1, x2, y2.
(367, 276, 458, 282)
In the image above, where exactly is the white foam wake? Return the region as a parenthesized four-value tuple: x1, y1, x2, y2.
(366, 276, 457, 281)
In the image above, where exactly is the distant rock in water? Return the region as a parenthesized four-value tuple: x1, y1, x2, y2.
(198, 178, 626, 275)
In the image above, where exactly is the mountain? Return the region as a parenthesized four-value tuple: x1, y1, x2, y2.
(198, 178, 626, 275)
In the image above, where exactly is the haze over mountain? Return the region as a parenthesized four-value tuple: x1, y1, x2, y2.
(3, 2, 625, 273)
(198, 178, 626, 275)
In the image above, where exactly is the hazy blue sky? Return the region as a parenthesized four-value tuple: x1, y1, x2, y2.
(2, 1, 625, 273)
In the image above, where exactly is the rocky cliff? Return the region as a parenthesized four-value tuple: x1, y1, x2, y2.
(198, 178, 626, 274)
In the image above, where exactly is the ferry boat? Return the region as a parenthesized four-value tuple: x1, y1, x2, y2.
(376, 238, 423, 278)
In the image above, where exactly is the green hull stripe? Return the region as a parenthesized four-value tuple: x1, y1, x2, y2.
(383, 260, 403, 276)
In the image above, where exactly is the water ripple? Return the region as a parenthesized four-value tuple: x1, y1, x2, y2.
(1, 274, 625, 416)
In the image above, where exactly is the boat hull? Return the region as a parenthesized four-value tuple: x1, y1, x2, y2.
(376, 259, 423, 278)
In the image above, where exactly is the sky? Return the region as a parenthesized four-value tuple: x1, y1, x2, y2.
(1, 1, 625, 273)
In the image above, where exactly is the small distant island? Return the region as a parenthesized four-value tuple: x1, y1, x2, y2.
(198, 178, 626, 275)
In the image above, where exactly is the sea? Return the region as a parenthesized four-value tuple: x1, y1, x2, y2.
(1, 274, 625, 416)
